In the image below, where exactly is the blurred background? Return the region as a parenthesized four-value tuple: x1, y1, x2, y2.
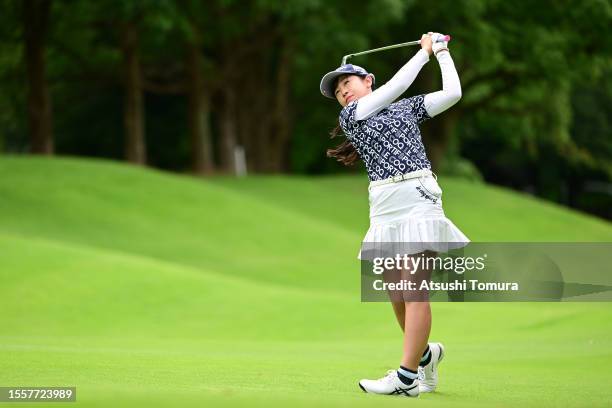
(1, 0, 611, 219)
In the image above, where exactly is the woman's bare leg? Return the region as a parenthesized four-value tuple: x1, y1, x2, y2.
(399, 250, 435, 370)
(390, 301, 405, 332)
(384, 268, 406, 331)
(401, 301, 431, 369)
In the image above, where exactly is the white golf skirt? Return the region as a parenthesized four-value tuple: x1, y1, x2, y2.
(357, 171, 470, 260)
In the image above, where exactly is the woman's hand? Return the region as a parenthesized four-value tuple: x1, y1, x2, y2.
(420, 33, 433, 56)
(430, 32, 449, 56)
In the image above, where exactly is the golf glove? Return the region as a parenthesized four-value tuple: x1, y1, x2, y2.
(431, 32, 449, 55)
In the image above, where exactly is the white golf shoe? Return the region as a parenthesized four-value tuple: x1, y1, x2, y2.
(418, 342, 445, 393)
(358, 369, 419, 397)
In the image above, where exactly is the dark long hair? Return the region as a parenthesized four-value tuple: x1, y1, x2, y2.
(326, 73, 375, 166)
(326, 120, 360, 166)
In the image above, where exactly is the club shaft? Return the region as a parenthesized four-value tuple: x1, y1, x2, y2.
(341, 35, 451, 65)
(342, 41, 420, 65)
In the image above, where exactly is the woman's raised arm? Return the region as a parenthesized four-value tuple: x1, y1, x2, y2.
(423, 48, 462, 117)
(354, 49, 430, 121)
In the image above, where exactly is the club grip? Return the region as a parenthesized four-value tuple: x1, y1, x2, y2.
(424, 34, 451, 43)
(437, 34, 452, 42)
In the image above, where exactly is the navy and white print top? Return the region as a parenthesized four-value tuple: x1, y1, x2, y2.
(339, 94, 432, 182)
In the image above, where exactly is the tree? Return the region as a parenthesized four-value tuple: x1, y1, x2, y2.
(185, 23, 214, 174)
(403, 0, 611, 173)
(120, 19, 145, 164)
(23, 0, 54, 154)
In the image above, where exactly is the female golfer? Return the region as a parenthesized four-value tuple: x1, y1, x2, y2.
(319, 32, 469, 397)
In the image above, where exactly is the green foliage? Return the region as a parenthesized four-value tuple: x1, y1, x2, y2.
(0, 0, 610, 216)
(438, 155, 484, 182)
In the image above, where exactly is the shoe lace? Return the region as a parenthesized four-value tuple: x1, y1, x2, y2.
(417, 366, 425, 381)
(380, 369, 397, 383)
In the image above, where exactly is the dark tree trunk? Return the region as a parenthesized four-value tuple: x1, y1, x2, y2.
(215, 19, 297, 174)
(23, 0, 53, 154)
(239, 52, 270, 172)
(268, 37, 293, 172)
(234, 35, 292, 173)
(120, 22, 146, 165)
(186, 35, 214, 174)
(219, 87, 238, 173)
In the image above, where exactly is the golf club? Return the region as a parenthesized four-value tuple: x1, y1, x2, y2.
(341, 35, 451, 65)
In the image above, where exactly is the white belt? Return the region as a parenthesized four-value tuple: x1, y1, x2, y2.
(369, 169, 436, 187)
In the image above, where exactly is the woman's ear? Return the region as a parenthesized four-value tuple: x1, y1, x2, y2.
(364, 74, 374, 90)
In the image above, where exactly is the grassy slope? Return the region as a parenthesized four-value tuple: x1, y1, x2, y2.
(0, 156, 611, 408)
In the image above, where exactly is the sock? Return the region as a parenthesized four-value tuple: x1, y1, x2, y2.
(397, 365, 418, 386)
(419, 345, 432, 367)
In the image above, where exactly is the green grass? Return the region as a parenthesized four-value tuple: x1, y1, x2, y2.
(0, 156, 611, 407)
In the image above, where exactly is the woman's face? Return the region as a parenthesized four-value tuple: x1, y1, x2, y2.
(334, 74, 373, 107)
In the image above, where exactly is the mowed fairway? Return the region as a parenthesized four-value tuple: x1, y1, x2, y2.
(1, 157, 611, 407)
